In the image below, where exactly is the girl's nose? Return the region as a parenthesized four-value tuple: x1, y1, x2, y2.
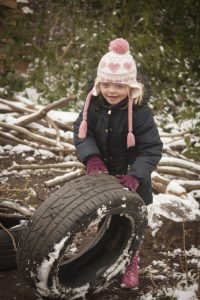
(108, 85, 116, 93)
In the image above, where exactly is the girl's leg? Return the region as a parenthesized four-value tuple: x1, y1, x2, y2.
(121, 252, 139, 288)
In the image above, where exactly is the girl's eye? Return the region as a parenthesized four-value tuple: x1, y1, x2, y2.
(101, 83, 109, 88)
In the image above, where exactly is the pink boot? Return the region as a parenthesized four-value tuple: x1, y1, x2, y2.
(121, 256, 139, 288)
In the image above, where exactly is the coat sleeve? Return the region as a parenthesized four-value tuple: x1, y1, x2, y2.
(129, 105, 163, 184)
(73, 111, 101, 163)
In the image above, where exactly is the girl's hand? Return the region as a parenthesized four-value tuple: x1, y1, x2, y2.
(119, 174, 139, 191)
(86, 155, 108, 175)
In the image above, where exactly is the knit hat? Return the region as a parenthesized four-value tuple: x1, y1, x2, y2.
(78, 38, 143, 148)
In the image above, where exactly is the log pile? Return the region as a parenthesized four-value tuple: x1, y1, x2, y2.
(153, 132, 200, 198)
(0, 95, 76, 154)
(0, 97, 200, 194)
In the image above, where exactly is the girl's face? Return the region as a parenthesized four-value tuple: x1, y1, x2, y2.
(100, 82, 129, 105)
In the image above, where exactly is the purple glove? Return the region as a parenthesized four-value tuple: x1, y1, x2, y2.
(120, 174, 139, 192)
(86, 155, 108, 175)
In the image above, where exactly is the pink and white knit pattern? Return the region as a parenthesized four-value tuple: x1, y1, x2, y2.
(97, 38, 137, 85)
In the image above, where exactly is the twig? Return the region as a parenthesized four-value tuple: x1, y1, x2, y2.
(13, 95, 76, 127)
(45, 169, 85, 187)
(0, 222, 17, 250)
(182, 219, 188, 280)
(0, 121, 75, 151)
(8, 161, 84, 171)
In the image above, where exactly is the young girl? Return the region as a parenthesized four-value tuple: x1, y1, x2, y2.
(73, 38, 163, 288)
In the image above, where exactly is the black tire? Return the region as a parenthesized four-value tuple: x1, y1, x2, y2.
(0, 216, 28, 271)
(17, 174, 147, 299)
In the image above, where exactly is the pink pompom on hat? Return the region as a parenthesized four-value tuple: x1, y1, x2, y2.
(78, 38, 143, 148)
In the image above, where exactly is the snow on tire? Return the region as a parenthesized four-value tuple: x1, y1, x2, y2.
(17, 174, 147, 299)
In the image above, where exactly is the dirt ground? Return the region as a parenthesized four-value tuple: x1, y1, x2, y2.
(0, 151, 200, 300)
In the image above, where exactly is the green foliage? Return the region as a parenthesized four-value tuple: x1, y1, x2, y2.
(157, 296, 177, 300)
(0, 0, 199, 114)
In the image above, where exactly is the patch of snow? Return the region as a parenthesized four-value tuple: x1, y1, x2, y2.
(34, 149, 55, 159)
(3, 144, 13, 151)
(166, 181, 187, 194)
(25, 87, 40, 102)
(148, 193, 200, 236)
(10, 144, 34, 154)
(0, 146, 4, 154)
(97, 205, 107, 217)
(21, 6, 34, 14)
(47, 110, 78, 123)
(25, 156, 35, 162)
(36, 234, 70, 297)
(164, 282, 198, 300)
(17, 0, 29, 2)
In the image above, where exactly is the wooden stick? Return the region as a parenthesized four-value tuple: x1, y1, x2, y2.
(45, 169, 85, 187)
(0, 222, 17, 250)
(0, 121, 75, 150)
(0, 98, 34, 113)
(159, 157, 200, 174)
(8, 161, 84, 171)
(14, 95, 76, 127)
(160, 131, 190, 137)
(156, 166, 199, 180)
(0, 202, 32, 217)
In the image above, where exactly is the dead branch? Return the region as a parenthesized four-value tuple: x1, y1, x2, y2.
(152, 171, 170, 185)
(159, 157, 200, 174)
(26, 124, 73, 144)
(13, 94, 36, 108)
(0, 98, 34, 113)
(162, 148, 193, 161)
(0, 121, 75, 151)
(160, 131, 190, 137)
(0, 202, 32, 217)
(45, 169, 85, 187)
(173, 180, 200, 192)
(14, 95, 76, 127)
(8, 161, 84, 171)
(0, 222, 17, 250)
(0, 131, 34, 147)
(45, 116, 62, 146)
(48, 118, 74, 131)
(156, 166, 199, 180)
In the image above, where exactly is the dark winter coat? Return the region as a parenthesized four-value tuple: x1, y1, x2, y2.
(74, 95, 163, 205)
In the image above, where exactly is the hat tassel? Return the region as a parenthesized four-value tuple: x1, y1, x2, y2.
(78, 90, 93, 139)
(127, 132, 135, 148)
(78, 120, 87, 139)
(127, 93, 135, 148)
